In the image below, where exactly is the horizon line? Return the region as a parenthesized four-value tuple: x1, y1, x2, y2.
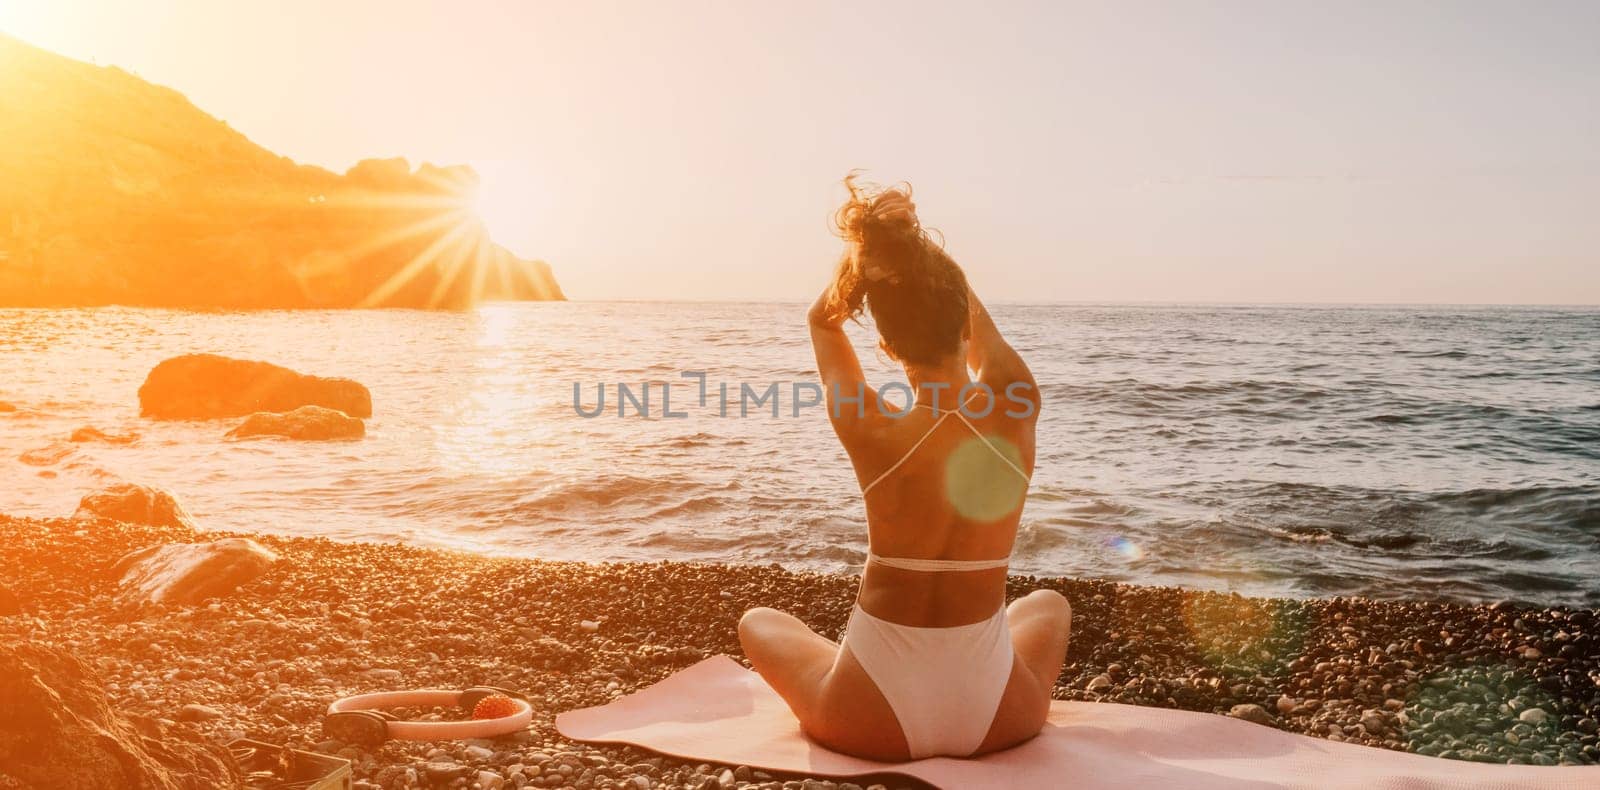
(533, 298, 1600, 308)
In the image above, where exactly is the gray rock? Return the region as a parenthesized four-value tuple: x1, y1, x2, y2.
(1518, 708, 1550, 725)
(422, 761, 471, 782)
(1228, 703, 1272, 726)
(1360, 710, 1388, 736)
(110, 538, 278, 605)
(74, 483, 196, 530)
(175, 703, 223, 722)
(0, 643, 239, 787)
(138, 354, 372, 420)
(225, 405, 365, 441)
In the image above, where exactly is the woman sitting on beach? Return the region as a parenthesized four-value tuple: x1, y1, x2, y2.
(738, 178, 1071, 760)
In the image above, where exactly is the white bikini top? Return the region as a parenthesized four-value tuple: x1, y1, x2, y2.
(861, 391, 1030, 573)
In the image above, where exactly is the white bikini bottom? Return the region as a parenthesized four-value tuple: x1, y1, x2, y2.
(841, 604, 1014, 758)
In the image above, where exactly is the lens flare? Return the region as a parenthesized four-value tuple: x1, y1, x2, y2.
(943, 435, 1028, 521)
(1181, 593, 1309, 676)
(1106, 535, 1145, 561)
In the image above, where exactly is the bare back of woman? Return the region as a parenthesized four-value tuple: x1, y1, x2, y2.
(738, 177, 1072, 760)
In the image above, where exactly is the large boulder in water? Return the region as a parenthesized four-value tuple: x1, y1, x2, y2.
(111, 538, 278, 605)
(74, 483, 197, 529)
(138, 354, 371, 419)
(225, 404, 365, 441)
(0, 642, 241, 789)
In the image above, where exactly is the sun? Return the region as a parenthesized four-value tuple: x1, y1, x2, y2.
(465, 162, 542, 259)
(322, 160, 556, 309)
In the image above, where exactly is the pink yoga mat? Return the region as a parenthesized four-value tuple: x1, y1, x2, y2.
(557, 656, 1600, 789)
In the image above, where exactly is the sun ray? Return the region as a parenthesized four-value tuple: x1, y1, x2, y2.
(315, 159, 532, 309)
(493, 246, 515, 303)
(339, 207, 467, 263)
(423, 234, 467, 308)
(359, 219, 476, 307)
(468, 231, 492, 308)
(425, 225, 481, 308)
(508, 256, 534, 300)
(322, 189, 466, 213)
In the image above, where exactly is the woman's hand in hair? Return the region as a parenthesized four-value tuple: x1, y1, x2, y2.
(868, 192, 917, 226)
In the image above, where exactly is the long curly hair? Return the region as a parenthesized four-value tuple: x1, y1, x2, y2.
(822, 174, 969, 366)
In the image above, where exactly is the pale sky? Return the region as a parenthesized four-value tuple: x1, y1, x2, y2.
(4, 1, 1598, 303)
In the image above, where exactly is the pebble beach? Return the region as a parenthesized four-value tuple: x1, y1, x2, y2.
(2, 514, 1597, 789)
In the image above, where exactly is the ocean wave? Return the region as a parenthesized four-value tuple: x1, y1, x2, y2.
(509, 475, 740, 518)
(1366, 413, 1415, 424)
(1040, 378, 1350, 420)
(661, 432, 743, 449)
(1398, 349, 1475, 359)
(18, 442, 73, 467)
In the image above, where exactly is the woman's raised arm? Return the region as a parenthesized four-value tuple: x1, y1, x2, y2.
(808, 285, 877, 427)
(965, 286, 1038, 411)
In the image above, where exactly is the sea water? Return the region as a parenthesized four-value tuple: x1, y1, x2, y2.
(2, 303, 1595, 605)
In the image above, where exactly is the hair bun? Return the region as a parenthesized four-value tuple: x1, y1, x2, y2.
(833, 176, 917, 240)
(823, 173, 971, 366)
(834, 177, 926, 288)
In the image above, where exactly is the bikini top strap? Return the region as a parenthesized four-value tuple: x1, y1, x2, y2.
(950, 411, 1031, 482)
(859, 413, 951, 495)
(861, 390, 1032, 494)
(859, 391, 985, 496)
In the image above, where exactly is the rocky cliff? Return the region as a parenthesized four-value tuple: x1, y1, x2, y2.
(0, 34, 563, 308)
